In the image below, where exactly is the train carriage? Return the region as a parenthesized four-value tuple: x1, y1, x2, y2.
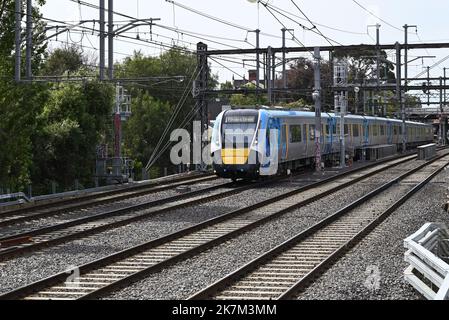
(211, 107, 433, 179)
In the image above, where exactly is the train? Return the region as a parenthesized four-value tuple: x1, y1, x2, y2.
(210, 107, 434, 180)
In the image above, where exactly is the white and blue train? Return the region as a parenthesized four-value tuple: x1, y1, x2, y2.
(210, 108, 433, 179)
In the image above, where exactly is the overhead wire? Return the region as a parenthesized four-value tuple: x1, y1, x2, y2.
(351, 0, 402, 32)
(289, 0, 335, 47)
(145, 65, 202, 171)
(260, 1, 342, 46)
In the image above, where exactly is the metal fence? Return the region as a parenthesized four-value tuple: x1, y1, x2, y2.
(404, 223, 449, 300)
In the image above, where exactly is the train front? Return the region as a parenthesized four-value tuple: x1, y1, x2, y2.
(211, 109, 261, 179)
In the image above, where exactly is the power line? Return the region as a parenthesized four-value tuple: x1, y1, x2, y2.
(260, 1, 367, 36)
(351, 0, 402, 32)
(164, 0, 284, 40)
(289, 0, 336, 46)
(259, 1, 312, 57)
(261, 1, 342, 46)
(351, 0, 401, 31)
(413, 53, 449, 78)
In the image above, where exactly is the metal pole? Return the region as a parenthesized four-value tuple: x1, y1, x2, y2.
(340, 94, 346, 168)
(196, 43, 208, 171)
(396, 42, 406, 152)
(25, 0, 33, 79)
(363, 80, 367, 114)
(313, 47, 322, 172)
(267, 46, 272, 104)
(272, 51, 276, 89)
(376, 24, 380, 116)
(99, 0, 105, 81)
(404, 24, 408, 98)
(376, 24, 380, 90)
(440, 77, 445, 145)
(404, 25, 417, 111)
(256, 29, 260, 92)
(443, 68, 447, 106)
(282, 28, 287, 89)
(427, 66, 430, 106)
(108, 0, 114, 80)
(15, 0, 21, 82)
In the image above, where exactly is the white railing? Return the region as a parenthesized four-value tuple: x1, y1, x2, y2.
(404, 223, 449, 300)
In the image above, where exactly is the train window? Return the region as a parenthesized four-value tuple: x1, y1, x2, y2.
(380, 125, 385, 136)
(353, 124, 359, 137)
(325, 125, 330, 136)
(309, 124, 315, 141)
(332, 124, 337, 135)
(399, 126, 403, 135)
(344, 124, 349, 135)
(393, 126, 397, 135)
(373, 125, 378, 136)
(290, 125, 302, 143)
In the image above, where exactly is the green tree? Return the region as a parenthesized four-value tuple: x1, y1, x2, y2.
(41, 45, 84, 76)
(31, 81, 113, 191)
(229, 83, 269, 106)
(0, 0, 48, 191)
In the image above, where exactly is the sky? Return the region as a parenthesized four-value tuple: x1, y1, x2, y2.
(39, 0, 449, 87)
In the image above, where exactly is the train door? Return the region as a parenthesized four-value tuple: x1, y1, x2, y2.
(280, 123, 288, 161)
(387, 122, 393, 145)
(261, 117, 281, 176)
(363, 118, 369, 147)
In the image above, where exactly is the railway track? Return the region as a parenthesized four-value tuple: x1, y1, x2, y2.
(0, 174, 218, 228)
(188, 154, 449, 300)
(0, 173, 296, 260)
(0, 151, 437, 300)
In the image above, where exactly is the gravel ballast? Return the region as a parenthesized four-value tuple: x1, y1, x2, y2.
(296, 166, 449, 300)
(0, 172, 314, 294)
(103, 164, 419, 300)
(0, 156, 441, 299)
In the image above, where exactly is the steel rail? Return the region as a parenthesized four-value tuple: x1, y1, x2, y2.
(0, 152, 427, 300)
(0, 175, 218, 228)
(188, 153, 449, 300)
(0, 172, 214, 219)
(0, 174, 296, 260)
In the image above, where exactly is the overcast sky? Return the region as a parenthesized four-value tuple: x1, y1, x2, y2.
(40, 0, 449, 84)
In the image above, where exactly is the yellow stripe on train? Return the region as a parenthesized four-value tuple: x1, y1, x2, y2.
(221, 148, 250, 165)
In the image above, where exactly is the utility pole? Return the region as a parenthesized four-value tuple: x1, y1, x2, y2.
(14, 0, 21, 82)
(313, 47, 322, 172)
(25, 0, 33, 79)
(375, 24, 381, 115)
(267, 46, 272, 104)
(444, 69, 447, 145)
(375, 24, 381, 90)
(271, 49, 276, 91)
(195, 42, 209, 171)
(282, 28, 287, 89)
(440, 76, 445, 145)
(403, 24, 417, 110)
(334, 58, 348, 168)
(445, 68, 447, 107)
(427, 66, 431, 106)
(108, 0, 114, 80)
(99, 0, 106, 81)
(256, 29, 260, 93)
(112, 83, 132, 181)
(281, 28, 293, 89)
(395, 42, 406, 152)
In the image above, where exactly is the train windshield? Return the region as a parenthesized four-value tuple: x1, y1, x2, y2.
(222, 111, 258, 149)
